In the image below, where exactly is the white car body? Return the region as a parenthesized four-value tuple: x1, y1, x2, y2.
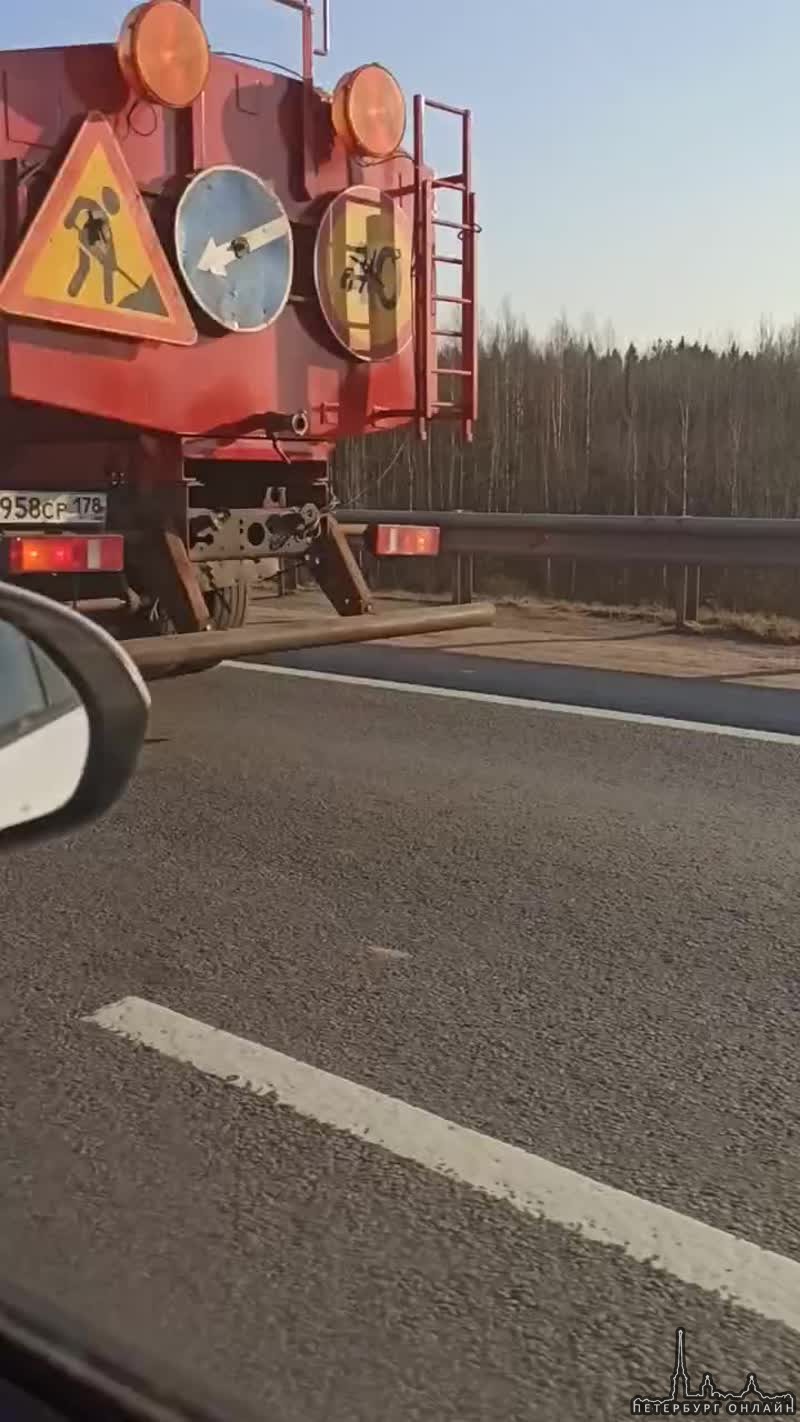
(0, 703, 90, 831)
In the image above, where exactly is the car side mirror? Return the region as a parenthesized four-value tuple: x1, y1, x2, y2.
(0, 583, 150, 851)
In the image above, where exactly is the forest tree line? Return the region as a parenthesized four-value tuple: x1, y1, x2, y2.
(333, 309, 800, 615)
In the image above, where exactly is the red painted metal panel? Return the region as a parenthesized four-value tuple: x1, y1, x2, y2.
(0, 48, 419, 438)
(0, 47, 128, 157)
(3, 300, 416, 436)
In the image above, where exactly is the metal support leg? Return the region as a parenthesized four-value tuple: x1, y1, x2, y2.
(153, 528, 213, 632)
(308, 515, 373, 616)
(126, 436, 212, 633)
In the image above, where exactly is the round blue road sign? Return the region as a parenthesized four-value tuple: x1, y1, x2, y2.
(175, 165, 293, 333)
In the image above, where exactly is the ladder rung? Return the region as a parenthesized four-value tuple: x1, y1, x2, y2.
(425, 98, 468, 117)
(415, 91, 475, 434)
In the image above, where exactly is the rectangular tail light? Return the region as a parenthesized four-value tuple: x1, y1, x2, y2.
(5, 534, 124, 574)
(369, 524, 441, 557)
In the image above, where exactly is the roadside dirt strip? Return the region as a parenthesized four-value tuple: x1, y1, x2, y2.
(248, 588, 800, 690)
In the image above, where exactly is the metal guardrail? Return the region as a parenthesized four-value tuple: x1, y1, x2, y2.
(336, 510, 800, 621)
(337, 509, 800, 562)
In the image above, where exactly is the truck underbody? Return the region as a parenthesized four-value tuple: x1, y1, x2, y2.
(0, 418, 365, 640)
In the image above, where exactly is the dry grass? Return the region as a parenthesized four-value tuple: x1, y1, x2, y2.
(528, 596, 673, 625)
(497, 595, 800, 644)
(699, 608, 800, 644)
(370, 582, 800, 645)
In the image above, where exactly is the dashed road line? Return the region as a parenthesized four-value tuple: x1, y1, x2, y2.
(87, 995, 800, 1336)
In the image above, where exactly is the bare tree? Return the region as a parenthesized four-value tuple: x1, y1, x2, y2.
(334, 309, 800, 616)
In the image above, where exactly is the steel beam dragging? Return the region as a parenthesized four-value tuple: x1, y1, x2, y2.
(122, 601, 495, 679)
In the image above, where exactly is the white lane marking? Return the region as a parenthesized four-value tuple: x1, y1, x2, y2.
(221, 661, 800, 746)
(88, 996, 800, 1335)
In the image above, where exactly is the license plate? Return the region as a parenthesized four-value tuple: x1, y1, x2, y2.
(0, 491, 107, 526)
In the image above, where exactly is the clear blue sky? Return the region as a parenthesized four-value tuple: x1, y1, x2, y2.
(5, 0, 800, 349)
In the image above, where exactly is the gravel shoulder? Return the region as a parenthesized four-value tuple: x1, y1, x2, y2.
(249, 586, 800, 688)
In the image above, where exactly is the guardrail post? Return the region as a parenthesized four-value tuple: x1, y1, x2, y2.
(672, 565, 701, 627)
(686, 565, 701, 622)
(671, 566, 687, 627)
(452, 553, 474, 604)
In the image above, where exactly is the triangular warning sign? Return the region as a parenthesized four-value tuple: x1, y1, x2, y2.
(0, 112, 196, 346)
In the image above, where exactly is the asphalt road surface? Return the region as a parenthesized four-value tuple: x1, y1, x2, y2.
(266, 639, 800, 734)
(1, 646, 798, 1420)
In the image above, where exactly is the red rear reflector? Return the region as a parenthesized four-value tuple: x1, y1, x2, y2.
(372, 525, 441, 557)
(6, 535, 124, 575)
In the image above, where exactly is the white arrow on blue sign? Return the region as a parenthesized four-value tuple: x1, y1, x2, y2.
(175, 165, 294, 334)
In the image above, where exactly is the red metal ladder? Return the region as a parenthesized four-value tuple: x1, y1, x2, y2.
(413, 96, 479, 442)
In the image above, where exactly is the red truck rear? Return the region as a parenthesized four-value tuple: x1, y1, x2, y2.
(0, 0, 479, 650)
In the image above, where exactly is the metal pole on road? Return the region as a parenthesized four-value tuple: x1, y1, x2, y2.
(122, 602, 496, 679)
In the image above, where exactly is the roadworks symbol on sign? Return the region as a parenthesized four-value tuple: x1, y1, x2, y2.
(0, 112, 196, 346)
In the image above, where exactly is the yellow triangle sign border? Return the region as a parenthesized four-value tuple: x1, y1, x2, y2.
(0, 112, 196, 347)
